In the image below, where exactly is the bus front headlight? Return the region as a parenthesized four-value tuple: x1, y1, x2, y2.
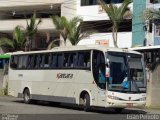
(108, 95, 120, 100)
(139, 97, 146, 101)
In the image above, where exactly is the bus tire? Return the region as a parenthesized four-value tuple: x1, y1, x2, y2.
(23, 89, 31, 104)
(83, 94, 91, 112)
(114, 108, 123, 113)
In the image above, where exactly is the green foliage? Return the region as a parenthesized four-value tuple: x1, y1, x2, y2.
(25, 13, 42, 51)
(67, 17, 83, 45)
(0, 26, 25, 51)
(13, 26, 26, 49)
(26, 13, 41, 38)
(51, 16, 69, 45)
(143, 9, 160, 20)
(98, 0, 132, 47)
(0, 13, 41, 51)
(0, 38, 14, 49)
(51, 16, 90, 46)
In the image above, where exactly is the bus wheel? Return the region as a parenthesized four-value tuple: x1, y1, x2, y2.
(23, 89, 31, 104)
(83, 94, 91, 112)
(114, 108, 123, 113)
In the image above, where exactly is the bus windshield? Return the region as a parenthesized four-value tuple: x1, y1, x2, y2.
(107, 52, 146, 93)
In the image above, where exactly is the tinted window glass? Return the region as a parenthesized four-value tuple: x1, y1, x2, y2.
(10, 56, 19, 69)
(27, 55, 36, 69)
(21, 56, 28, 69)
(92, 51, 106, 89)
(68, 53, 77, 68)
(81, 0, 96, 6)
(77, 51, 90, 68)
(63, 53, 77, 68)
(63, 53, 70, 67)
(57, 54, 63, 68)
(18, 56, 23, 69)
(43, 54, 50, 68)
(51, 54, 58, 68)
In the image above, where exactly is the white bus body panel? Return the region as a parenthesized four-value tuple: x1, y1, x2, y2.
(8, 45, 146, 108)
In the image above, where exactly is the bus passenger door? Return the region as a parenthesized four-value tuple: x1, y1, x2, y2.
(92, 50, 106, 106)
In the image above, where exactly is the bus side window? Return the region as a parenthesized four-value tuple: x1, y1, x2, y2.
(31, 55, 36, 69)
(73, 53, 77, 67)
(21, 55, 28, 69)
(77, 52, 83, 67)
(10, 56, 18, 69)
(68, 53, 76, 68)
(57, 53, 63, 68)
(77, 51, 90, 68)
(84, 52, 90, 68)
(35, 54, 42, 68)
(63, 53, 70, 67)
(44, 54, 50, 68)
(51, 54, 57, 68)
(27, 55, 35, 69)
(18, 56, 23, 69)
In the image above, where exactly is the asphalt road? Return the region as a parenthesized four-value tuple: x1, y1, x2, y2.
(0, 96, 159, 120)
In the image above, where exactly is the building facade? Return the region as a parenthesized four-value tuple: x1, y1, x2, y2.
(0, 0, 63, 51)
(0, 0, 133, 51)
(63, 0, 133, 48)
(148, 0, 160, 45)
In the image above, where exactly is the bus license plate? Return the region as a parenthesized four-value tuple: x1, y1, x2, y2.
(127, 103, 133, 108)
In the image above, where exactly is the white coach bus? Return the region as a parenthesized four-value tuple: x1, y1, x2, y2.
(8, 45, 147, 112)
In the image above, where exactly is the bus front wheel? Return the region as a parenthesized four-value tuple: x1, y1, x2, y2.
(83, 94, 91, 112)
(23, 89, 31, 104)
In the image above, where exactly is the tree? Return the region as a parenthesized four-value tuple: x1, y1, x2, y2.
(98, 0, 132, 48)
(143, 8, 160, 21)
(51, 16, 69, 46)
(51, 16, 90, 46)
(25, 13, 42, 51)
(0, 26, 25, 51)
(67, 17, 89, 45)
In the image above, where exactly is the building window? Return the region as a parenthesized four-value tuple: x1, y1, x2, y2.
(81, 0, 97, 6)
(104, 0, 124, 4)
(150, 0, 160, 3)
(81, 0, 124, 6)
(155, 25, 160, 37)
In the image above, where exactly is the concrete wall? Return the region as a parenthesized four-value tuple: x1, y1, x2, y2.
(147, 64, 160, 107)
(0, 0, 63, 9)
(0, 18, 55, 32)
(78, 32, 132, 48)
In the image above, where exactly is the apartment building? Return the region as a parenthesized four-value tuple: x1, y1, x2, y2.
(0, 0, 63, 50)
(147, 0, 160, 45)
(63, 0, 133, 48)
(0, 0, 133, 50)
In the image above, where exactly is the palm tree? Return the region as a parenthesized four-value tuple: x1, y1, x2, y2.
(0, 26, 25, 51)
(25, 13, 42, 51)
(143, 8, 160, 20)
(51, 16, 90, 46)
(51, 16, 69, 46)
(67, 17, 87, 45)
(98, 0, 132, 48)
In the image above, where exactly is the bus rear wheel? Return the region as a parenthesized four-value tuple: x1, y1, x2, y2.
(83, 94, 91, 112)
(23, 89, 31, 104)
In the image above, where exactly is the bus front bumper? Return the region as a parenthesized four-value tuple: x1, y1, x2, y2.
(106, 100, 146, 108)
